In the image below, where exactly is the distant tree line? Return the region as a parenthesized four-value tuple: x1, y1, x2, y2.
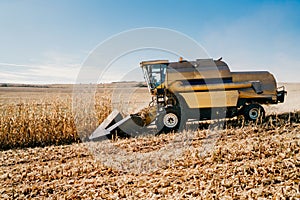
(0, 83, 49, 88)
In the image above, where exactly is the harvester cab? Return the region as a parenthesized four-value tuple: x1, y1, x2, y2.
(141, 60, 168, 96)
(90, 58, 287, 140)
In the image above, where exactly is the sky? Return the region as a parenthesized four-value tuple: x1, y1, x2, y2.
(0, 0, 300, 83)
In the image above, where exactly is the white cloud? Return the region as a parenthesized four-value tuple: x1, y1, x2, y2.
(0, 52, 81, 84)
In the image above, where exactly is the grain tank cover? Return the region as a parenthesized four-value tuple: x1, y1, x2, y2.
(167, 59, 232, 82)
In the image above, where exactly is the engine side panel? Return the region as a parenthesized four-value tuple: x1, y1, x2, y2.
(232, 71, 277, 95)
(179, 90, 239, 108)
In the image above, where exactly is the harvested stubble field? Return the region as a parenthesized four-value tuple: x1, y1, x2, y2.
(0, 83, 299, 199)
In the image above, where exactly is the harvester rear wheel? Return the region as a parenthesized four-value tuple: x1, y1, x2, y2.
(156, 107, 181, 134)
(243, 104, 265, 122)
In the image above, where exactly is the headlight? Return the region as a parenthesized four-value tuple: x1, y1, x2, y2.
(157, 97, 164, 102)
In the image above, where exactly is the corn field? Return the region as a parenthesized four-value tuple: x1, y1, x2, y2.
(0, 85, 299, 199)
(0, 92, 112, 150)
(1, 118, 299, 199)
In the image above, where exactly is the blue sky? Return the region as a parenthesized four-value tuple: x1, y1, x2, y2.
(0, 0, 300, 83)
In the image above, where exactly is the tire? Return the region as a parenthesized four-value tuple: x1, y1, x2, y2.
(156, 107, 181, 134)
(243, 104, 265, 122)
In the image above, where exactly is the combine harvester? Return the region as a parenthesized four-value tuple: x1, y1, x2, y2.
(90, 58, 286, 139)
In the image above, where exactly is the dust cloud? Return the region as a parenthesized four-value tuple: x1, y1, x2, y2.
(265, 83, 300, 114)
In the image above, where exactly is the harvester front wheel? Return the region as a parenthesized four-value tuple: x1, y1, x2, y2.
(156, 108, 181, 134)
(243, 104, 265, 122)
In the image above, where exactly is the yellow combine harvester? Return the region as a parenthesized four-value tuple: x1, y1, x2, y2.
(90, 58, 286, 139)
